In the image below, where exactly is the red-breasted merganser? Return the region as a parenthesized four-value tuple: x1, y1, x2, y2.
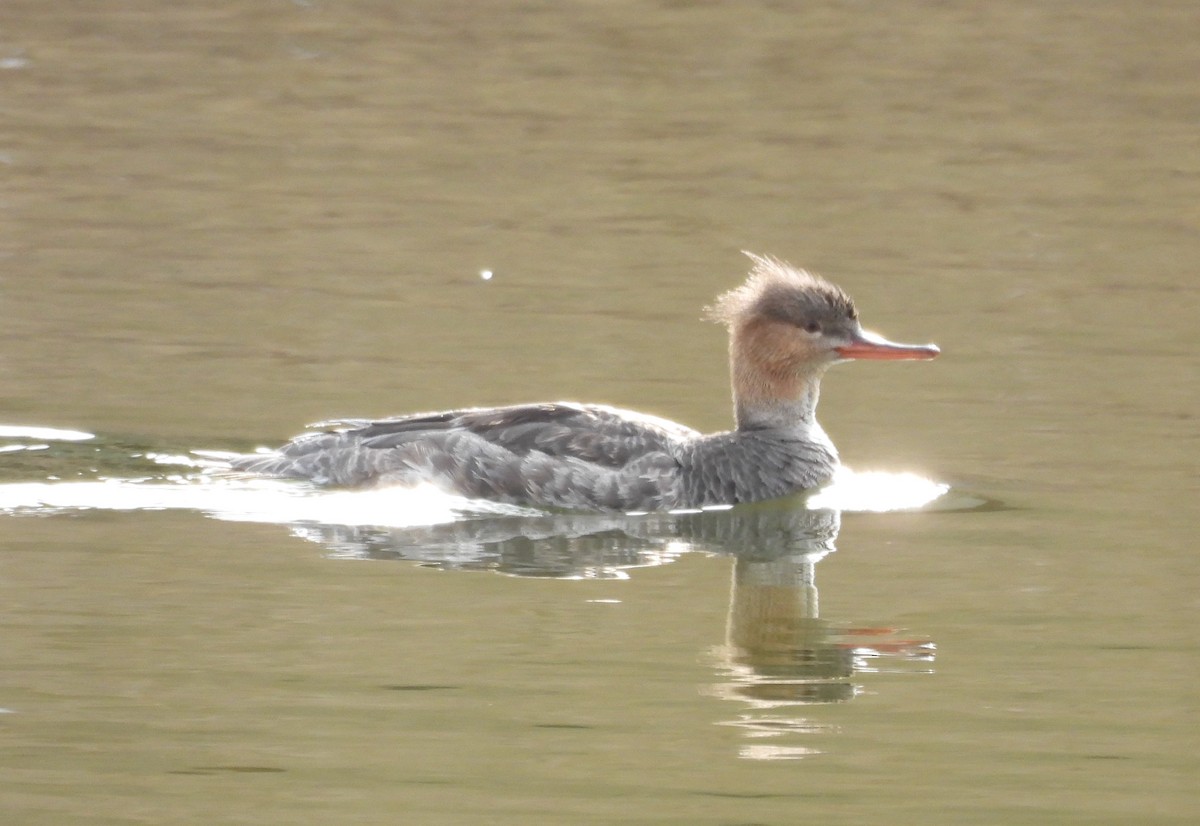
(232, 253, 939, 511)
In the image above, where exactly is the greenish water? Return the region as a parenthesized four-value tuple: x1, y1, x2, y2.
(2, 2, 1196, 824)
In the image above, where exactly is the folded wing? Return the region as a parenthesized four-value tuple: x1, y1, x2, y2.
(231, 402, 698, 510)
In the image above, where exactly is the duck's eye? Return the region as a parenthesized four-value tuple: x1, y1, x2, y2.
(803, 321, 821, 334)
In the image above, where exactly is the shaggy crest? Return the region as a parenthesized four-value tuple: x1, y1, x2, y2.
(704, 251, 857, 327)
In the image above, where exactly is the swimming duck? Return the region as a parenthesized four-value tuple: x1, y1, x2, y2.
(231, 253, 938, 511)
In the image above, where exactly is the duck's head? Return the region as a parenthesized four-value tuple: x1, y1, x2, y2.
(706, 252, 939, 428)
(706, 252, 939, 369)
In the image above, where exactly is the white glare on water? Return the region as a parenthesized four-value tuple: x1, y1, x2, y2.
(807, 467, 948, 512)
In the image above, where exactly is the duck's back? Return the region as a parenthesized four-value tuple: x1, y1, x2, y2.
(231, 402, 699, 511)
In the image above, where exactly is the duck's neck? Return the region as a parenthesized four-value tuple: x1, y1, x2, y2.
(729, 332, 829, 433)
(732, 367, 825, 431)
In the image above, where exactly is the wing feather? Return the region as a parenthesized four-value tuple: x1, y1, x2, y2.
(230, 402, 697, 507)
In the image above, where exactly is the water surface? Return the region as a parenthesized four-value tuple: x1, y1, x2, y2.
(2, 2, 1197, 824)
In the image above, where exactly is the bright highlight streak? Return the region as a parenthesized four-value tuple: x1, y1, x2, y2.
(0, 425, 94, 442)
(0, 478, 533, 529)
(808, 467, 948, 512)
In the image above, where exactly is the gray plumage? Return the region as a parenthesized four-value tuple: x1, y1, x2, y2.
(230, 402, 836, 512)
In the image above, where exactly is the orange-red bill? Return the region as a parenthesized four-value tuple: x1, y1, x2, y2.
(835, 330, 940, 361)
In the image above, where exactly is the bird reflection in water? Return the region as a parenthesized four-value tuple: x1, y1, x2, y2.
(706, 505, 935, 759)
(290, 494, 937, 759)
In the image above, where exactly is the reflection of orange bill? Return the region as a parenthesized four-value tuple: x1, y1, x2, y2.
(835, 640, 934, 654)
